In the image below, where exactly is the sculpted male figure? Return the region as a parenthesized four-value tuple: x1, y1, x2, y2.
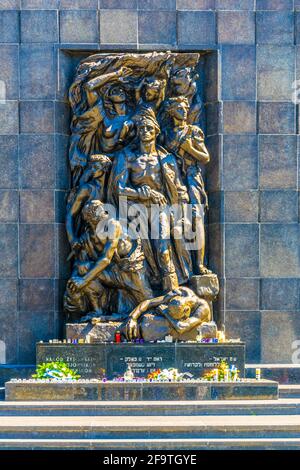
(64, 200, 153, 320)
(126, 287, 211, 341)
(108, 109, 193, 291)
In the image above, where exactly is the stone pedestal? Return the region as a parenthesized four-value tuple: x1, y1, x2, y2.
(66, 322, 122, 343)
(36, 342, 245, 379)
(5, 379, 278, 401)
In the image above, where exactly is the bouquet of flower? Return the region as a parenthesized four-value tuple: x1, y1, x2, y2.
(202, 360, 240, 382)
(32, 362, 81, 381)
(147, 368, 192, 382)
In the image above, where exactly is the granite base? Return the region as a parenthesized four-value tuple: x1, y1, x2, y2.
(5, 379, 278, 401)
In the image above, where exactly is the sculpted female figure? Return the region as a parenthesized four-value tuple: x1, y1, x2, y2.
(161, 96, 211, 275)
(69, 66, 135, 185)
(169, 67, 202, 124)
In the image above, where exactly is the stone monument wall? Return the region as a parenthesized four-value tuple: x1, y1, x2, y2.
(0, 0, 299, 368)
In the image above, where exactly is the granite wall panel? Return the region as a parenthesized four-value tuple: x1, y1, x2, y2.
(0, 1, 298, 366)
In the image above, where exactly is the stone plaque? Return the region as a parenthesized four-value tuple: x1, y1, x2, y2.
(175, 343, 245, 377)
(37, 342, 245, 379)
(36, 344, 106, 378)
(106, 343, 175, 378)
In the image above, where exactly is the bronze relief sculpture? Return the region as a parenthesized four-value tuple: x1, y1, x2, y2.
(64, 52, 219, 341)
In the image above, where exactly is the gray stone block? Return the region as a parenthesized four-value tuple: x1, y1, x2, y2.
(19, 279, 55, 312)
(20, 101, 54, 134)
(177, 0, 215, 9)
(206, 135, 222, 191)
(0, 102, 18, 135)
(204, 51, 219, 103)
(223, 135, 258, 190)
(257, 45, 295, 100)
(226, 278, 259, 311)
(0, 224, 18, 277)
(0, 136, 18, 189)
(60, 0, 97, 7)
(0, 190, 18, 222)
(100, 10, 137, 44)
(0, 10, 19, 43)
(260, 190, 298, 223)
(191, 273, 219, 300)
(138, 0, 175, 9)
(66, 322, 122, 343)
(205, 102, 222, 136)
(19, 135, 55, 189)
(19, 224, 55, 278)
(223, 101, 256, 134)
(0, 365, 35, 387)
(178, 11, 216, 45)
(139, 10, 176, 45)
(0, 279, 17, 310)
(259, 135, 297, 189)
(0, 310, 18, 364)
(218, 12, 255, 44)
(100, 0, 137, 8)
(260, 224, 299, 278)
(18, 310, 55, 363)
(295, 13, 300, 45)
(55, 101, 70, 135)
(225, 224, 259, 277)
(222, 45, 256, 100)
(21, 0, 58, 7)
(257, 0, 293, 9)
(225, 311, 261, 362)
(257, 11, 294, 45)
(55, 134, 70, 190)
(208, 222, 224, 277)
(20, 190, 54, 223)
(56, 223, 71, 280)
(207, 190, 224, 224)
(20, 45, 55, 99)
(59, 10, 99, 44)
(225, 191, 258, 223)
(0, 0, 20, 8)
(55, 190, 67, 224)
(258, 102, 295, 134)
(216, 0, 254, 8)
(260, 278, 299, 311)
(261, 311, 300, 363)
(0, 45, 19, 100)
(21, 10, 58, 43)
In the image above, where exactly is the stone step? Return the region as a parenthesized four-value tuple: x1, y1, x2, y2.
(0, 415, 299, 439)
(246, 364, 300, 384)
(279, 385, 300, 398)
(1, 437, 300, 450)
(1, 398, 300, 416)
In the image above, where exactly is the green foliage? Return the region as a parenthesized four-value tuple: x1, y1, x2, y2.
(32, 362, 81, 380)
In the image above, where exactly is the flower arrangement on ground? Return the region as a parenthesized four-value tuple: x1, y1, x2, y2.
(32, 362, 81, 381)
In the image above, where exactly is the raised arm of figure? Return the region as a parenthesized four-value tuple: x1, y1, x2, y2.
(65, 185, 91, 248)
(81, 220, 122, 287)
